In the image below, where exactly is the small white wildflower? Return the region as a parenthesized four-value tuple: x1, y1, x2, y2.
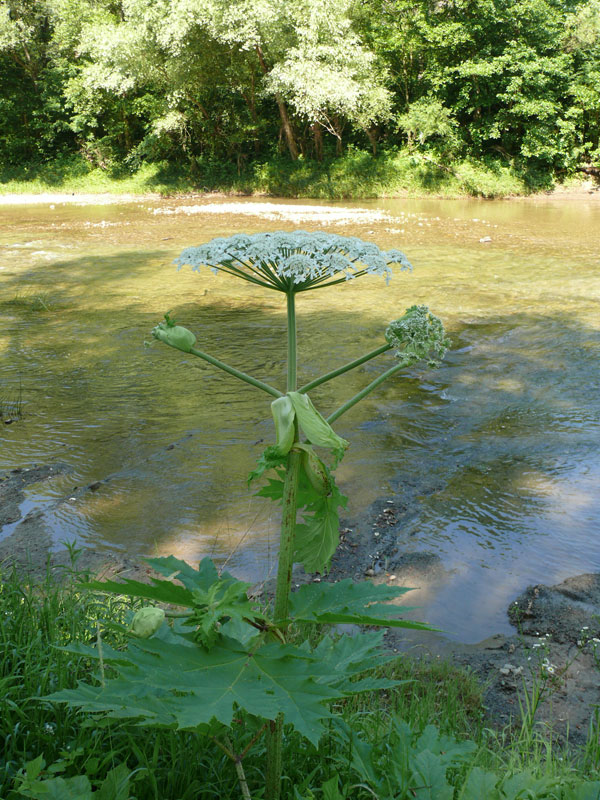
(582, 626, 589, 630)
(533, 643, 541, 649)
(43, 722, 56, 735)
(546, 666, 555, 675)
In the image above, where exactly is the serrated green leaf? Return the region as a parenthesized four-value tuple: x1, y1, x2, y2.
(321, 774, 344, 800)
(19, 775, 93, 800)
(294, 496, 341, 573)
(82, 575, 194, 608)
(415, 725, 476, 762)
(289, 579, 422, 629)
(96, 764, 132, 800)
(312, 631, 395, 679)
(146, 555, 230, 591)
(255, 476, 286, 501)
(411, 749, 453, 800)
(461, 767, 500, 800)
(49, 633, 352, 744)
(25, 756, 45, 782)
(186, 579, 266, 649)
(293, 475, 348, 573)
(248, 446, 288, 485)
(83, 557, 244, 610)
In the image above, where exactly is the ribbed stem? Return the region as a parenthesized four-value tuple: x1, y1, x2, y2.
(298, 343, 391, 394)
(188, 346, 283, 398)
(286, 291, 297, 392)
(266, 290, 300, 800)
(327, 362, 405, 424)
(272, 443, 301, 624)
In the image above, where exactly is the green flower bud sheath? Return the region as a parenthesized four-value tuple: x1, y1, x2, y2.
(271, 396, 296, 455)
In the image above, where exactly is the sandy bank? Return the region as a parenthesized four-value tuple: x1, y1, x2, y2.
(0, 186, 598, 206)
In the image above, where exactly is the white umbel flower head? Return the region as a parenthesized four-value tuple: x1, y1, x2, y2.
(175, 231, 411, 292)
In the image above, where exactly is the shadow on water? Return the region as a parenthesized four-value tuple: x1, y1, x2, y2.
(1, 245, 599, 640)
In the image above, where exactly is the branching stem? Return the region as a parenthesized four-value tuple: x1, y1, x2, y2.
(327, 362, 406, 424)
(188, 346, 283, 398)
(298, 343, 391, 394)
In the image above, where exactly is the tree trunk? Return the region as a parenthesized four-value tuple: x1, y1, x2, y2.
(312, 123, 323, 161)
(365, 127, 378, 156)
(256, 45, 299, 160)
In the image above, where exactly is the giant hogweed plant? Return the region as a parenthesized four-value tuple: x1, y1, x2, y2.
(49, 232, 449, 800)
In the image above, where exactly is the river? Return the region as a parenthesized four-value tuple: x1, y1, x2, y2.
(1, 194, 599, 642)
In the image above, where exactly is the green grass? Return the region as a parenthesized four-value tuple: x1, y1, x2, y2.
(0, 149, 587, 200)
(1, 563, 599, 799)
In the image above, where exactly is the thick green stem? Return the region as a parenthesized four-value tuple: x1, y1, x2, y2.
(298, 343, 391, 394)
(265, 718, 283, 800)
(266, 291, 300, 800)
(327, 362, 406, 424)
(286, 291, 297, 392)
(272, 446, 301, 625)
(188, 346, 283, 398)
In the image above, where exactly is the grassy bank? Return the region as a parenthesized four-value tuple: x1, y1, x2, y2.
(0, 150, 591, 200)
(1, 561, 599, 799)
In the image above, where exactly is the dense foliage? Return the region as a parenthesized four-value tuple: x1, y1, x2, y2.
(1, 0, 599, 189)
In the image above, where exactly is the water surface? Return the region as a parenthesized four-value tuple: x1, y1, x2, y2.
(1, 194, 599, 641)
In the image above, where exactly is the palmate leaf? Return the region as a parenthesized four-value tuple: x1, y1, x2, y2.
(289, 579, 435, 631)
(186, 579, 269, 649)
(83, 557, 249, 610)
(48, 630, 397, 745)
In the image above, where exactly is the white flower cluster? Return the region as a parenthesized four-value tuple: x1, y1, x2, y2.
(174, 231, 411, 291)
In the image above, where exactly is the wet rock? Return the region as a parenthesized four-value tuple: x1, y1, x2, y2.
(0, 463, 70, 528)
(508, 575, 600, 644)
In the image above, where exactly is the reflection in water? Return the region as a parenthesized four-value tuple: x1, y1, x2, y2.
(1, 195, 599, 642)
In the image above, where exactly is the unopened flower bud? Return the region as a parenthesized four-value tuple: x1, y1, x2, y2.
(130, 607, 165, 638)
(152, 321, 197, 353)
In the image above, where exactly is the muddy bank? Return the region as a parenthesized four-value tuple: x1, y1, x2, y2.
(2, 464, 599, 746)
(0, 462, 171, 581)
(387, 575, 600, 747)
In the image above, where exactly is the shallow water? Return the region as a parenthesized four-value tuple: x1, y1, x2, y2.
(1, 194, 599, 642)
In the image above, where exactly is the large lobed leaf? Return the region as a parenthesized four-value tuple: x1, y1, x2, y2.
(289, 578, 434, 630)
(83, 556, 252, 608)
(48, 630, 397, 745)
